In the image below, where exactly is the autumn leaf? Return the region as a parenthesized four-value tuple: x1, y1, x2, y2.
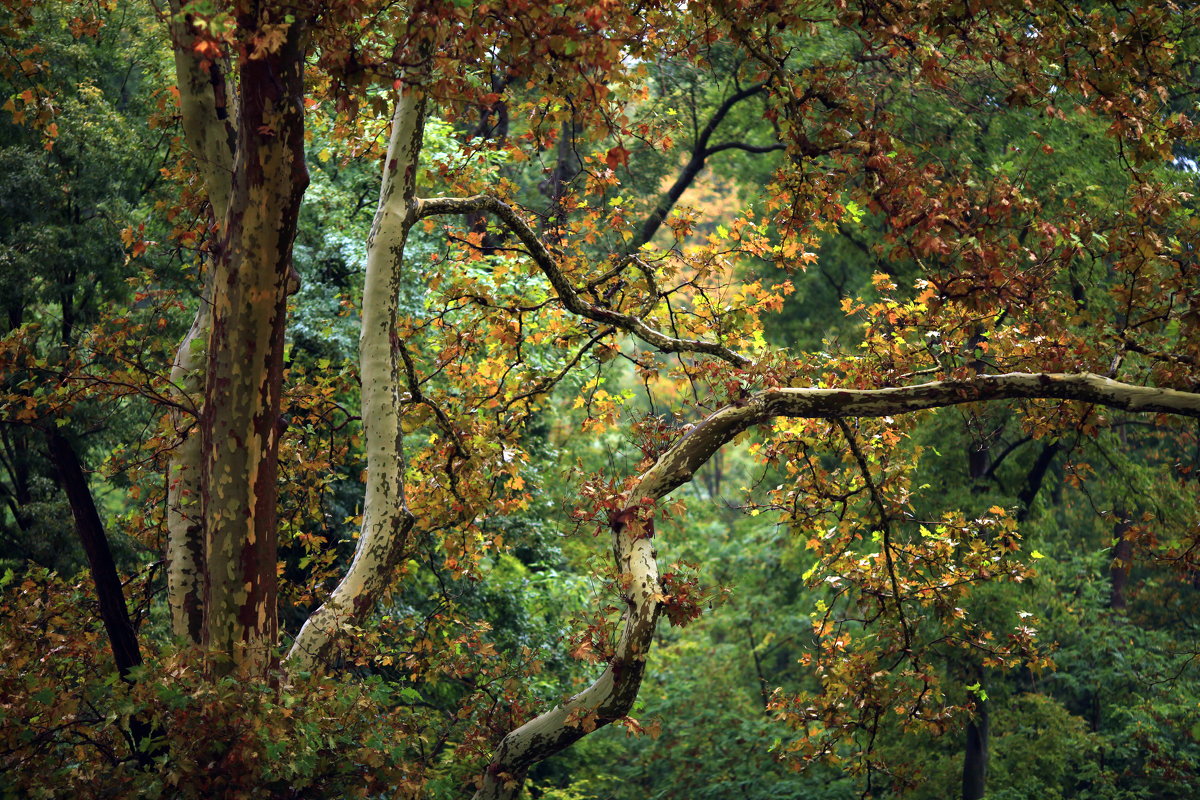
(605, 145, 630, 169)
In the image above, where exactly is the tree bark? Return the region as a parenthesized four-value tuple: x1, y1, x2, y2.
(287, 75, 426, 671)
(200, 19, 309, 678)
(165, 1, 236, 645)
(962, 692, 989, 800)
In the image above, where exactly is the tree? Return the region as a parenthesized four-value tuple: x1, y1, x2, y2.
(2, 0, 1199, 797)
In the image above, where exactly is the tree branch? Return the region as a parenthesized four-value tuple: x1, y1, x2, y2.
(702, 140, 786, 157)
(836, 419, 911, 652)
(471, 371, 1199, 794)
(762, 373, 1200, 422)
(633, 83, 770, 251)
(415, 194, 752, 368)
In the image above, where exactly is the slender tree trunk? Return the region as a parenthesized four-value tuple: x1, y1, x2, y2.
(542, 118, 580, 242)
(286, 75, 426, 670)
(46, 431, 143, 678)
(200, 21, 309, 678)
(1016, 441, 1060, 522)
(1110, 513, 1134, 611)
(45, 430, 156, 763)
(961, 368, 991, 800)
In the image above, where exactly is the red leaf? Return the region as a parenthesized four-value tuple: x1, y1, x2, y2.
(605, 145, 630, 169)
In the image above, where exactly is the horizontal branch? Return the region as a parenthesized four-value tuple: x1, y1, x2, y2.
(763, 372, 1200, 421)
(649, 372, 1200, 495)
(472, 371, 1199, 796)
(703, 141, 786, 157)
(415, 194, 752, 367)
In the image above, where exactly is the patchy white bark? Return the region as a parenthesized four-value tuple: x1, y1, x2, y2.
(472, 491, 662, 800)
(471, 401, 760, 799)
(165, 305, 209, 642)
(165, 1, 235, 643)
(761, 372, 1200, 422)
(285, 80, 426, 672)
(471, 371, 1200, 796)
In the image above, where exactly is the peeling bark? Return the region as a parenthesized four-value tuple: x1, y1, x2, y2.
(470, 371, 1200, 794)
(166, 0, 236, 644)
(166, 307, 208, 644)
(286, 76, 426, 672)
(200, 20, 309, 678)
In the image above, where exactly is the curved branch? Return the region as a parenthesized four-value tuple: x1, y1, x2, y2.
(415, 195, 752, 368)
(703, 141, 786, 157)
(633, 83, 770, 250)
(471, 395, 762, 799)
(471, 370, 1199, 796)
(286, 78, 427, 672)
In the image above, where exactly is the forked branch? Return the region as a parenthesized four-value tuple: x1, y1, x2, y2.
(471, 370, 1199, 797)
(416, 195, 753, 368)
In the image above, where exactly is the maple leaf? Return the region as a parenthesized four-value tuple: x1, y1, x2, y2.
(605, 145, 630, 169)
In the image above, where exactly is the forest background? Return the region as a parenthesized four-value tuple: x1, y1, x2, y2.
(1, 0, 1199, 798)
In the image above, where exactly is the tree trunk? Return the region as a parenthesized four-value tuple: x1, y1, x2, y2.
(199, 20, 309, 678)
(962, 693, 989, 800)
(1016, 441, 1060, 522)
(1110, 514, 1134, 611)
(45, 430, 143, 678)
(45, 430, 156, 763)
(165, 2, 236, 645)
(287, 74, 426, 670)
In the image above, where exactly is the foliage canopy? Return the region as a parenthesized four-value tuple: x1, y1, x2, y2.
(1, 0, 1199, 797)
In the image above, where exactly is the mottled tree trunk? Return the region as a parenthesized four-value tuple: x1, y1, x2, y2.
(165, 1, 235, 645)
(199, 21, 309, 678)
(287, 75, 426, 670)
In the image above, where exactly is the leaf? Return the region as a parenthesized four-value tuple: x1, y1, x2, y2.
(605, 145, 630, 169)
